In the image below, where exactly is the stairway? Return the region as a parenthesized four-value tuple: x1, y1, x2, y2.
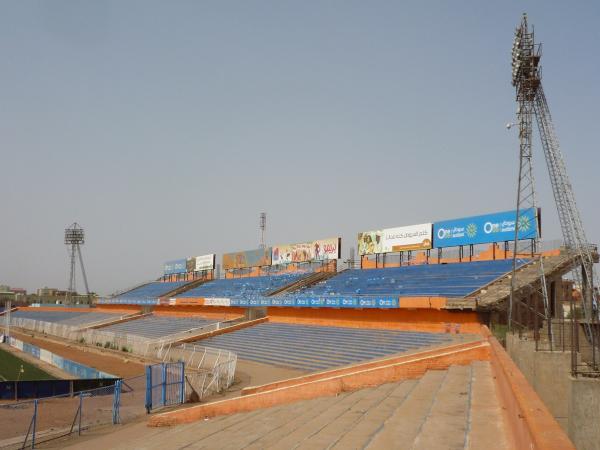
(265, 270, 341, 296)
(157, 277, 212, 300)
(103, 362, 510, 450)
(447, 249, 579, 311)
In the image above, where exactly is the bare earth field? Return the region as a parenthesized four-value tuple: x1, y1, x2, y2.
(9, 330, 146, 378)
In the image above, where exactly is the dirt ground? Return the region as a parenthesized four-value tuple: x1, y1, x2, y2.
(0, 377, 147, 449)
(9, 331, 146, 379)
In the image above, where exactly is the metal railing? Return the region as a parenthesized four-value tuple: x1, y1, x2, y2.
(5, 317, 237, 400)
(0, 376, 146, 449)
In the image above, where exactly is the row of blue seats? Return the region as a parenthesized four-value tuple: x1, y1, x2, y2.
(116, 281, 188, 300)
(100, 315, 216, 339)
(198, 322, 451, 372)
(178, 272, 309, 299)
(292, 259, 526, 298)
(11, 310, 117, 325)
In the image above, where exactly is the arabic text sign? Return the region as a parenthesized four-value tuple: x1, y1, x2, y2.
(195, 254, 215, 271)
(358, 223, 432, 255)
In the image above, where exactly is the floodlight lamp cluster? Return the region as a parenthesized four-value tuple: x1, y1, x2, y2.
(65, 223, 85, 245)
(511, 29, 523, 86)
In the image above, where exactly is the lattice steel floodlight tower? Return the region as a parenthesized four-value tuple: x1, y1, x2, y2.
(508, 13, 551, 336)
(64, 223, 90, 303)
(508, 14, 599, 357)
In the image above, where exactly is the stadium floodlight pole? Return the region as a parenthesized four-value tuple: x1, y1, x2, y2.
(507, 14, 551, 342)
(259, 212, 267, 249)
(64, 223, 91, 304)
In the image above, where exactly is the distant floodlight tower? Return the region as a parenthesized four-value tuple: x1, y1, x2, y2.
(64, 223, 90, 303)
(259, 212, 267, 249)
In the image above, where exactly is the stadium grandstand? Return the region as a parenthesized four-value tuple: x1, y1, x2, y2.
(2, 219, 584, 450)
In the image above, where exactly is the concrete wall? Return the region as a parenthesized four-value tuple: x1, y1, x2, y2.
(507, 333, 600, 450)
(506, 334, 571, 431)
(569, 377, 600, 450)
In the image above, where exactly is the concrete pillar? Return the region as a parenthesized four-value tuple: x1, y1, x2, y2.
(245, 307, 267, 321)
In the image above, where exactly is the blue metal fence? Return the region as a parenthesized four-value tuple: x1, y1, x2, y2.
(145, 362, 185, 412)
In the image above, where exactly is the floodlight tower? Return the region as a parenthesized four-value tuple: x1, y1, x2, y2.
(508, 14, 599, 356)
(259, 212, 267, 249)
(64, 223, 90, 303)
(508, 13, 550, 336)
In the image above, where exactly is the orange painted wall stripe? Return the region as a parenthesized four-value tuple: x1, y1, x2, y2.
(398, 297, 447, 309)
(96, 304, 143, 314)
(266, 307, 482, 334)
(485, 327, 575, 450)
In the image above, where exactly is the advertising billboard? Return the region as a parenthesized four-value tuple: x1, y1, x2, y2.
(164, 259, 187, 275)
(222, 248, 272, 270)
(271, 237, 341, 265)
(433, 208, 539, 248)
(186, 258, 195, 273)
(357, 230, 384, 255)
(381, 223, 432, 252)
(358, 224, 432, 255)
(194, 254, 216, 271)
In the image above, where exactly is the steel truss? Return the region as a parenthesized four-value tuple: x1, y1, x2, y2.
(508, 14, 599, 374)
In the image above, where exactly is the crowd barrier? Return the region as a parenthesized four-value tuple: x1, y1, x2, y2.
(0, 376, 147, 449)
(7, 317, 237, 401)
(158, 343, 237, 400)
(0, 378, 119, 400)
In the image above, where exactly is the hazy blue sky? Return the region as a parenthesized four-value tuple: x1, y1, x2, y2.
(1, 1, 599, 295)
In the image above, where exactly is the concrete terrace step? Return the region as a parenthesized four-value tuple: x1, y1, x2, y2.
(330, 380, 419, 449)
(295, 382, 399, 449)
(104, 362, 510, 450)
(366, 369, 448, 449)
(411, 365, 472, 450)
(242, 394, 357, 449)
(466, 361, 510, 450)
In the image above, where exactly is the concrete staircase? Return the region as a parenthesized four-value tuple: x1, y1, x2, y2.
(157, 277, 212, 301)
(103, 362, 510, 450)
(447, 249, 579, 311)
(265, 270, 340, 296)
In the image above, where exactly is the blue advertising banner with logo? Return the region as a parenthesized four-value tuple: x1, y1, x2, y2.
(229, 296, 398, 309)
(433, 208, 539, 248)
(164, 259, 188, 275)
